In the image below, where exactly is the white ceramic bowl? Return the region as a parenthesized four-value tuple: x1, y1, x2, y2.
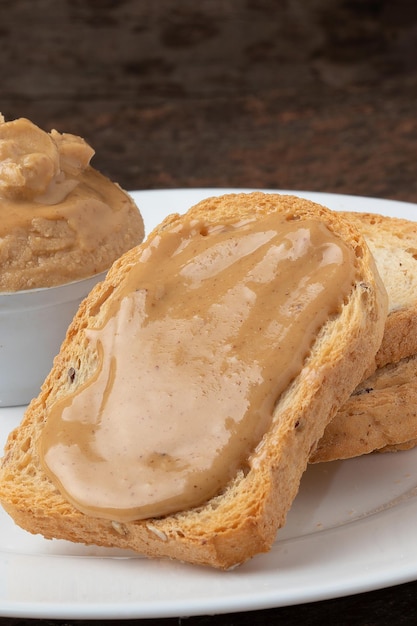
(0, 272, 106, 407)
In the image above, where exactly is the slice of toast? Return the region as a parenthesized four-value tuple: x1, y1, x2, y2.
(0, 193, 387, 569)
(312, 212, 417, 463)
(311, 354, 417, 463)
(340, 211, 417, 368)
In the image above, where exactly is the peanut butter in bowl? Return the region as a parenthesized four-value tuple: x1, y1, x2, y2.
(0, 114, 144, 291)
(0, 114, 145, 406)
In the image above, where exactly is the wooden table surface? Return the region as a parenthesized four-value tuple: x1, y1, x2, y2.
(1, 1, 417, 624)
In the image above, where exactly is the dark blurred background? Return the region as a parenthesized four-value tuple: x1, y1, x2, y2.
(1, 0, 417, 199)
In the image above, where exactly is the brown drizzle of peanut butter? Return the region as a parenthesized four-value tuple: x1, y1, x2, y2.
(39, 213, 355, 521)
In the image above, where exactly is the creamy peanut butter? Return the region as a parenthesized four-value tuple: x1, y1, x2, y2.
(0, 115, 144, 291)
(40, 213, 355, 522)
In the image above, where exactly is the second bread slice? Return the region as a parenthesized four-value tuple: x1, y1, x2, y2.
(313, 211, 417, 462)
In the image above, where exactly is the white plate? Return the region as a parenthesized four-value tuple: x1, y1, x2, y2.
(1, 188, 417, 620)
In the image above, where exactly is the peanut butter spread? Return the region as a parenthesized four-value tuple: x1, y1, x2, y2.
(0, 114, 144, 291)
(40, 213, 355, 522)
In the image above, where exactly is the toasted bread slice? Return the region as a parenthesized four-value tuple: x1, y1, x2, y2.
(0, 193, 387, 569)
(311, 354, 417, 463)
(340, 212, 417, 368)
(312, 212, 417, 462)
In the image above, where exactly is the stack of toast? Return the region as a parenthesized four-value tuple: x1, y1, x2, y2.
(0, 192, 415, 569)
(313, 212, 417, 462)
